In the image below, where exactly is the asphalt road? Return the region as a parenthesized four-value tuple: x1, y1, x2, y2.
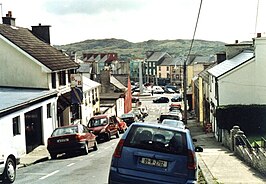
(13, 94, 174, 184)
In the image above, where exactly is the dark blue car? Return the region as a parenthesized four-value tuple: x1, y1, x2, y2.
(108, 122, 203, 184)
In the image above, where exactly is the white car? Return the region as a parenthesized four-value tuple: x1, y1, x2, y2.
(0, 147, 20, 183)
(152, 86, 164, 94)
(161, 119, 185, 129)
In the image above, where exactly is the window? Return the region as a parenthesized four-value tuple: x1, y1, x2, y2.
(158, 66, 161, 71)
(167, 66, 169, 71)
(159, 73, 161, 78)
(13, 116, 21, 136)
(167, 73, 170, 78)
(47, 103, 52, 118)
(51, 73, 56, 89)
(58, 71, 66, 86)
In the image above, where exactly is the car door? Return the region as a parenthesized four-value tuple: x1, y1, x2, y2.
(82, 125, 94, 147)
(108, 116, 118, 136)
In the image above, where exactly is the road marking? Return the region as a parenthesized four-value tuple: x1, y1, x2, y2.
(67, 163, 75, 167)
(104, 146, 111, 150)
(39, 170, 59, 180)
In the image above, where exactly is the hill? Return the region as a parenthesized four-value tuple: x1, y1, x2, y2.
(54, 38, 226, 60)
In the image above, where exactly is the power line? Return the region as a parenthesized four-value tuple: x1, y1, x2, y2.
(183, 0, 203, 124)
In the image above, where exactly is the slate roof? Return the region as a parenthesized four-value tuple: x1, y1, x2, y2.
(0, 24, 79, 71)
(208, 50, 254, 78)
(159, 57, 183, 66)
(0, 87, 57, 116)
(146, 52, 171, 61)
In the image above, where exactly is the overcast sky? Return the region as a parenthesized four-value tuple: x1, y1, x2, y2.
(0, 0, 265, 45)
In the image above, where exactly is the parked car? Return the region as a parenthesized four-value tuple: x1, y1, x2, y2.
(87, 114, 120, 142)
(114, 116, 128, 133)
(171, 95, 182, 102)
(152, 86, 164, 94)
(169, 109, 183, 121)
(0, 146, 20, 183)
(108, 122, 203, 184)
(157, 112, 181, 123)
(47, 124, 97, 159)
(164, 87, 175, 94)
(153, 96, 169, 103)
(162, 119, 185, 129)
(120, 113, 137, 127)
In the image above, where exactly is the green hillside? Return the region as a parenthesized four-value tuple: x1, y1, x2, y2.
(54, 38, 226, 60)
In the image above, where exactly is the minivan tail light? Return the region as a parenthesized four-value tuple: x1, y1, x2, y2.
(113, 139, 125, 158)
(187, 149, 196, 170)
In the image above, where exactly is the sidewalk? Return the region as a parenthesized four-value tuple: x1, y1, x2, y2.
(187, 119, 266, 184)
(18, 145, 49, 168)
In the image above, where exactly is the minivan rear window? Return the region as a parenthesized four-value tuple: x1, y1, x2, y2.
(124, 126, 187, 155)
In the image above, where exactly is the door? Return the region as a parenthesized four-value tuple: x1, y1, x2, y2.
(25, 107, 43, 153)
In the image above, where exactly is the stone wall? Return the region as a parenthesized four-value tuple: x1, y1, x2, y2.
(221, 126, 266, 176)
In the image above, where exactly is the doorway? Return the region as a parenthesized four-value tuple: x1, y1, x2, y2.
(25, 107, 43, 153)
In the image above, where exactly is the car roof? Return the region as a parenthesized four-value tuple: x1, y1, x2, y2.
(131, 122, 187, 133)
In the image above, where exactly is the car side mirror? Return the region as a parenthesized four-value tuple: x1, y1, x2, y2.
(195, 146, 203, 152)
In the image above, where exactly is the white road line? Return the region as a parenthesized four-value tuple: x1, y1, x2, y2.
(67, 163, 75, 167)
(39, 170, 59, 180)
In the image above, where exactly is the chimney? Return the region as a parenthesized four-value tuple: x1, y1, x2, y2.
(31, 23, 51, 44)
(2, 11, 16, 26)
(216, 52, 226, 64)
(100, 68, 111, 93)
(257, 33, 261, 38)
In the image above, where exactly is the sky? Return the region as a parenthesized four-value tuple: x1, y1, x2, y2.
(0, 0, 265, 45)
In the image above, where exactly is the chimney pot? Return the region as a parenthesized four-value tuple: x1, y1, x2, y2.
(257, 33, 261, 38)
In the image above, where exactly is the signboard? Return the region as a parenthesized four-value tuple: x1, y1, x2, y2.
(70, 74, 82, 88)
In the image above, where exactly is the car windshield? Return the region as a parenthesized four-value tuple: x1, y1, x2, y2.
(162, 120, 184, 128)
(160, 114, 180, 121)
(89, 118, 108, 127)
(52, 126, 78, 136)
(124, 126, 187, 155)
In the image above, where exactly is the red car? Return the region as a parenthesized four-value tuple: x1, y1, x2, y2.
(114, 116, 128, 133)
(87, 114, 120, 142)
(47, 124, 97, 159)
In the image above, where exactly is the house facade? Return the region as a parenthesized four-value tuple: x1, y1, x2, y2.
(0, 12, 79, 155)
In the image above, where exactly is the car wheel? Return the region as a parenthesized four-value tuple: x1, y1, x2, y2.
(93, 141, 98, 151)
(3, 158, 16, 183)
(83, 143, 89, 155)
(115, 131, 120, 138)
(50, 153, 57, 159)
(105, 133, 111, 141)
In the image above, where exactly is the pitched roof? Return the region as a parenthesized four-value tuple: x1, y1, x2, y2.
(146, 52, 171, 61)
(208, 50, 254, 78)
(0, 24, 79, 71)
(159, 57, 183, 66)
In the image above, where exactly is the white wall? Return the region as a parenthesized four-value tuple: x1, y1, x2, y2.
(219, 60, 255, 105)
(255, 37, 266, 103)
(0, 97, 57, 157)
(116, 98, 125, 117)
(0, 38, 49, 89)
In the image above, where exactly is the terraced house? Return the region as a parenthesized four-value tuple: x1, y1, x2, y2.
(0, 12, 79, 155)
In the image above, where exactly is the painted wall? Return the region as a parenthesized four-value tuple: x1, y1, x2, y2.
(219, 60, 255, 105)
(0, 38, 49, 89)
(0, 97, 57, 157)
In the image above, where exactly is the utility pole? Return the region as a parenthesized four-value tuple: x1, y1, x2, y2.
(139, 60, 143, 94)
(183, 59, 187, 125)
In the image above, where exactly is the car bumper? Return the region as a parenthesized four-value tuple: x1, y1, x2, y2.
(109, 167, 197, 184)
(48, 142, 86, 154)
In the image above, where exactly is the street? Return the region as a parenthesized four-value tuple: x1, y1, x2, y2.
(13, 94, 174, 184)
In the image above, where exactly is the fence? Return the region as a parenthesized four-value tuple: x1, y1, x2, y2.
(222, 126, 266, 177)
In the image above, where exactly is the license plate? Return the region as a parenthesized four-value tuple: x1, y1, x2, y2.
(140, 157, 168, 168)
(57, 138, 69, 143)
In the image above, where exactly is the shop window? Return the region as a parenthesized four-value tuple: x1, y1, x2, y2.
(47, 103, 52, 118)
